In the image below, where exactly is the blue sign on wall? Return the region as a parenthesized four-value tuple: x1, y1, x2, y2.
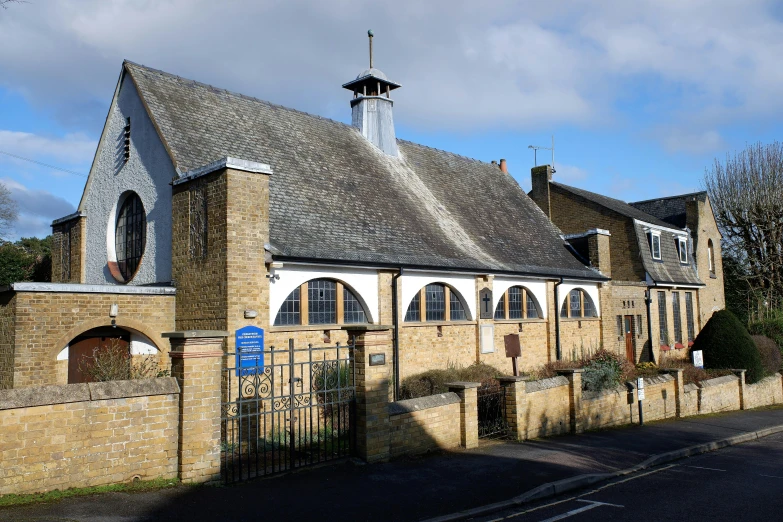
(235, 326, 264, 376)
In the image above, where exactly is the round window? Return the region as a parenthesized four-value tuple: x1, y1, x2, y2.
(114, 192, 146, 282)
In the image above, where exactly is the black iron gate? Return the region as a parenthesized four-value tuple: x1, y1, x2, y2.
(477, 382, 508, 439)
(221, 339, 355, 483)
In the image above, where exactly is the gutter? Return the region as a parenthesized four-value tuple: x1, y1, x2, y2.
(391, 267, 403, 400)
(554, 277, 564, 360)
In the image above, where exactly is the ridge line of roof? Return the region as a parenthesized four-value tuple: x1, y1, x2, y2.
(629, 191, 708, 205)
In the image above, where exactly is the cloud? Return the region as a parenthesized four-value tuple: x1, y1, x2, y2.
(659, 128, 726, 155)
(0, 177, 76, 238)
(554, 164, 588, 184)
(1, 0, 783, 145)
(0, 130, 96, 166)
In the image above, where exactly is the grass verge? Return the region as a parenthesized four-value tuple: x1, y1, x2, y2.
(0, 477, 181, 508)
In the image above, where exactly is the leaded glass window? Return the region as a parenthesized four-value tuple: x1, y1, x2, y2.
(60, 221, 72, 282)
(425, 284, 445, 322)
(672, 292, 683, 343)
(450, 292, 466, 321)
(405, 291, 421, 322)
(560, 289, 597, 318)
(309, 279, 336, 325)
(508, 287, 523, 319)
(189, 180, 207, 259)
(583, 293, 597, 317)
(274, 286, 300, 326)
(343, 286, 367, 324)
(685, 292, 695, 342)
(494, 296, 505, 320)
(115, 193, 146, 281)
(526, 291, 539, 319)
(658, 291, 668, 345)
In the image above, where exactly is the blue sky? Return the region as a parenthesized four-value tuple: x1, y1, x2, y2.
(2, 0, 783, 239)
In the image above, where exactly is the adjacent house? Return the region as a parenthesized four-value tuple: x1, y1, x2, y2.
(530, 165, 724, 363)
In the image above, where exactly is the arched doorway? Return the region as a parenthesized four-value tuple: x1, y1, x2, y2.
(66, 327, 131, 384)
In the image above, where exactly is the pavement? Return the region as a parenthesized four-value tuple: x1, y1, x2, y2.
(3, 407, 783, 522)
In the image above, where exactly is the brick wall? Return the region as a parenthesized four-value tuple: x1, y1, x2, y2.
(559, 319, 601, 360)
(638, 374, 677, 421)
(398, 323, 477, 379)
(689, 198, 725, 325)
(484, 321, 550, 374)
(682, 383, 699, 416)
(5, 290, 175, 388)
(0, 293, 16, 389)
(51, 216, 86, 284)
(388, 393, 462, 458)
(696, 375, 741, 414)
(744, 373, 783, 410)
(582, 386, 634, 429)
(523, 377, 571, 438)
(0, 378, 179, 495)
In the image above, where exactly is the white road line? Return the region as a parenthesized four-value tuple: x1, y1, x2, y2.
(575, 499, 624, 508)
(759, 474, 783, 479)
(686, 465, 726, 472)
(538, 500, 623, 522)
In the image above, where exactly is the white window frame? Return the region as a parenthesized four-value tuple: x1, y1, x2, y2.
(650, 232, 662, 261)
(678, 237, 688, 264)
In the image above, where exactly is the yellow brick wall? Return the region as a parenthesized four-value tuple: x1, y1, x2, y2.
(51, 216, 86, 284)
(0, 383, 178, 496)
(638, 376, 677, 421)
(697, 375, 741, 414)
(682, 384, 699, 416)
(745, 374, 783, 409)
(389, 401, 461, 458)
(559, 319, 602, 361)
(581, 386, 634, 429)
(483, 321, 550, 374)
(9, 291, 175, 388)
(398, 323, 477, 379)
(689, 198, 725, 325)
(523, 378, 571, 438)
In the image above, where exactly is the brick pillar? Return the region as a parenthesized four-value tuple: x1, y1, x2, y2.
(662, 368, 684, 417)
(165, 330, 227, 484)
(557, 369, 584, 434)
(499, 376, 528, 441)
(732, 369, 747, 410)
(347, 326, 393, 463)
(447, 382, 479, 449)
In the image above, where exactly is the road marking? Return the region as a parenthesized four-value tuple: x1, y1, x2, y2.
(538, 500, 623, 522)
(686, 465, 726, 472)
(759, 474, 783, 479)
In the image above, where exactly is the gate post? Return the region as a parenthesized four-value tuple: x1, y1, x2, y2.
(556, 369, 584, 434)
(447, 382, 479, 448)
(345, 326, 393, 463)
(498, 376, 528, 441)
(164, 330, 228, 484)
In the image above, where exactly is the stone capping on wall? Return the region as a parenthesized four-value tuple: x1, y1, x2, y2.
(173, 156, 273, 186)
(0, 377, 179, 411)
(684, 383, 699, 393)
(698, 374, 739, 388)
(0, 282, 176, 295)
(51, 211, 86, 226)
(388, 392, 460, 415)
(526, 375, 569, 393)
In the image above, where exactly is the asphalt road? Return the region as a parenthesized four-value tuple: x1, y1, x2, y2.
(474, 431, 783, 522)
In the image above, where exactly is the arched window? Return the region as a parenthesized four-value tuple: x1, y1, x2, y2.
(273, 279, 368, 326)
(115, 192, 146, 281)
(404, 283, 468, 322)
(494, 286, 541, 320)
(560, 289, 598, 318)
(707, 239, 715, 275)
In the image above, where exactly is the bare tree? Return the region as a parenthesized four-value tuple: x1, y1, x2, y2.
(0, 182, 17, 240)
(0, 0, 24, 8)
(704, 141, 783, 319)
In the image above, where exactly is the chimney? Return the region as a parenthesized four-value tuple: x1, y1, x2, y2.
(499, 159, 508, 173)
(530, 165, 554, 219)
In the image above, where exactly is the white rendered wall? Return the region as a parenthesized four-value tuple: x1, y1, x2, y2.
(400, 272, 475, 320)
(80, 74, 175, 285)
(492, 277, 548, 319)
(558, 282, 602, 316)
(269, 265, 379, 324)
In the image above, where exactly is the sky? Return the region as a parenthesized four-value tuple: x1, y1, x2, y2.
(2, 0, 783, 239)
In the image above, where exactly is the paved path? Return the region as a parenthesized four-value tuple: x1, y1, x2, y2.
(3, 407, 783, 522)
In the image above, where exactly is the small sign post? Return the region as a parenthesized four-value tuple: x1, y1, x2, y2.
(504, 334, 522, 377)
(235, 326, 264, 376)
(637, 377, 645, 426)
(693, 350, 704, 369)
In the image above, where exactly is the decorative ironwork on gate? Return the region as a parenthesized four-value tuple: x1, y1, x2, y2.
(221, 339, 355, 484)
(477, 382, 508, 439)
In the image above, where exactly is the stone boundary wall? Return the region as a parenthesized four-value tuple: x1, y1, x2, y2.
(582, 385, 634, 430)
(388, 393, 461, 458)
(745, 374, 783, 410)
(524, 376, 571, 438)
(697, 375, 741, 414)
(0, 378, 179, 495)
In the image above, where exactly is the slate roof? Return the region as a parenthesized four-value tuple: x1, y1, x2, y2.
(549, 182, 703, 285)
(630, 192, 707, 229)
(123, 61, 603, 280)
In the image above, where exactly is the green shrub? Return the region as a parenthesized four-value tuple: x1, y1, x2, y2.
(399, 363, 501, 400)
(751, 335, 782, 376)
(748, 318, 783, 356)
(692, 310, 764, 383)
(581, 349, 633, 392)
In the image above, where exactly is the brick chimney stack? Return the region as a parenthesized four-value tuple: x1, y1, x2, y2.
(499, 159, 508, 173)
(530, 165, 554, 219)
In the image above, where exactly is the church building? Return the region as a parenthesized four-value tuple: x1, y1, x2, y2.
(3, 37, 656, 392)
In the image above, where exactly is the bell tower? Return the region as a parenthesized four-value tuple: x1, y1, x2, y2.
(342, 30, 401, 157)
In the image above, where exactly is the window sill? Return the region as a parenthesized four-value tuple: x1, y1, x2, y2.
(710, 273, 717, 279)
(494, 319, 546, 324)
(402, 320, 477, 327)
(270, 323, 371, 332)
(560, 317, 601, 322)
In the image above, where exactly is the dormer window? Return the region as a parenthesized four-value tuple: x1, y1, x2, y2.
(649, 232, 661, 261)
(677, 237, 688, 264)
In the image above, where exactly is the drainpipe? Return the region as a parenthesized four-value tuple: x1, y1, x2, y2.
(645, 282, 658, 364)
(391, 267, 403, 401)
(554, 277, 564, 360)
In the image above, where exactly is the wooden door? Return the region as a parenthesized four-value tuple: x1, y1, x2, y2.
(624, 316, 634, 362)
(68, 336, 129, 384)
